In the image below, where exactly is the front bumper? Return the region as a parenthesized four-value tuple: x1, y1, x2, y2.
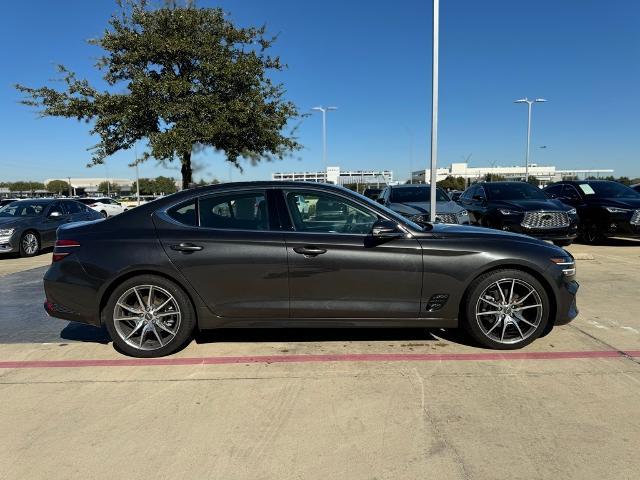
(554, 279, 579, 325)
(0, 233, 17, 253)
(601, 221, 640, 239)
(499, 217, 579, 241)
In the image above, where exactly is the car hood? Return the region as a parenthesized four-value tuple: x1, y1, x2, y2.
(422, 223, 561, 249)
(388, 200, 463, 214)
(491, 199, 570, 212)
(585, 197, 640, 209)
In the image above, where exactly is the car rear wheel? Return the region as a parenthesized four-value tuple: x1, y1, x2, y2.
(19, 231, 40, 257)
(103, 275, 196, 357)
(464, 269, 550, 350)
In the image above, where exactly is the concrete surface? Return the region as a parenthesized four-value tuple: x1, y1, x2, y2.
(0, 239, 638, 480)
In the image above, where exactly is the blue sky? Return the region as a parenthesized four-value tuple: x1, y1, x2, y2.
(1, 0, 639, 183)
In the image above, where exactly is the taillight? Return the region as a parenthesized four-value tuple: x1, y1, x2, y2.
(52, 239, 81, 263)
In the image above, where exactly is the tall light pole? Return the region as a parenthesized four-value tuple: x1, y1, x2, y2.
(429, 0, 439, 222)
(311, 106, 337, 177)
(514, 97, 547, 181)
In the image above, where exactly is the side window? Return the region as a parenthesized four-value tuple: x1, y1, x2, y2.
(562, 185, 581, 200)
(168, 200, 198, 227)
(48, 203, 64, 216)
(544, 184, 562, 197)
(199, 191, 269, 230)
(477, 186, 487, 200)
(63, 201, 83, 214)
(460, 187, 473, 201)
(285, 191, 378, 234)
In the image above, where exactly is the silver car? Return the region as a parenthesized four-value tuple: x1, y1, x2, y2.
(377, 184, 470, 224)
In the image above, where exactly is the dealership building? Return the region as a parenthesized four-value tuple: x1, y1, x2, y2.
(412, 162, 614, 185)
(272, 166, 393, 186)
(44, 177, 134, 195)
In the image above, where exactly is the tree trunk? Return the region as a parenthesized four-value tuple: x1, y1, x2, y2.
(181, 151, 192, 190)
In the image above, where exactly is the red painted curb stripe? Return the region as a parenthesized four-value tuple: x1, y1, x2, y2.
(0, 350, 638, 369)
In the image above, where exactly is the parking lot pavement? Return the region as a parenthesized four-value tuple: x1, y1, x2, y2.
(0, 241, 639, 479)
(0, 252, 51, 277)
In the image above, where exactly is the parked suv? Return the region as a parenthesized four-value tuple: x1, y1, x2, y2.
(544, 180, 640, 243)
(377, 184, 469, 224)
(459, 181, 579, 246)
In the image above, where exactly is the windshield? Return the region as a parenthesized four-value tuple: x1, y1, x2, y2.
(0, 202, 45, 217)
(389, 186, 450, 203)
(486, 183, 547, 201)
(344, 188, 425, 230)
(577, 182, 640, 199)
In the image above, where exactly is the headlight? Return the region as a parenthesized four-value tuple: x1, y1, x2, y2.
(498, 209, 520, 215)
(605, 207, 630, 213)
(567, 208, 577, 215)
(0, 228, 15, 236)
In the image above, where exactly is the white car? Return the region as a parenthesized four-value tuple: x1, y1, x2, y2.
(77, 198, 126, 218)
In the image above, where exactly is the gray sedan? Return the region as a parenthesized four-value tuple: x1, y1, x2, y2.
(0, 199, 102, 257)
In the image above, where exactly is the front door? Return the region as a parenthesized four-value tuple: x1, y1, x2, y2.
(279, 188, 423, 319)
(154, 188, 289, 319)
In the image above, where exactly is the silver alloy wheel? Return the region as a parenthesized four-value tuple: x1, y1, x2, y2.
(22, 233, 39, 255)
(112, 285, 182, 351)
(475, 278, 543, 344)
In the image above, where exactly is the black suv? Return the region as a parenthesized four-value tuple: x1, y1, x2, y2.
(459, 181, 579, 246)
(544, 180, 640, 243)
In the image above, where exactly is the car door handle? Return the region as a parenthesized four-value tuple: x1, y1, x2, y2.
(293, 246, 327, 256)
(170, 243, 203, 253)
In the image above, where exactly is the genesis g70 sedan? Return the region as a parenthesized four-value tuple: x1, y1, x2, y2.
(44, 182, 579, 357)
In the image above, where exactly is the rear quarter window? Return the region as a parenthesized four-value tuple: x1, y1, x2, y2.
(168, 200, 197, 226)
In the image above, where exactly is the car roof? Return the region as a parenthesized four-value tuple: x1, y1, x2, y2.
(7, 198, 58, 204)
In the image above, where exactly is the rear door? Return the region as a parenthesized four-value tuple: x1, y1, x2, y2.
(278, 188, 423, 319)
(154, 188, 289, 319)
(40, 202, 67, 246)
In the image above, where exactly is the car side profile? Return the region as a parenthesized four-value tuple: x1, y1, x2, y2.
(44, 182, 579, 357)
(76, 197, 127, 218)
(459, 181, 579, 246)
(0, 199, 102, 256)
(543, 180, 640, 243)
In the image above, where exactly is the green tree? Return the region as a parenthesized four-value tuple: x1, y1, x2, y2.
(437, 176, 466, 191)
(484, 173, 506, 182)
(9, 181, 45, 193)
(153, 176, 177, 194)
(46, 179, 71, 195)
(131, 178, 156, 195)
(16, 0, 302, 189)
(97, 181, 122, 194)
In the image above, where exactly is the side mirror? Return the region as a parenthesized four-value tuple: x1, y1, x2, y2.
(48, 210, 62, 218)
(376, 197, 385, 205)
(371, 219, 403, 239)
(472, 195, 485, 202)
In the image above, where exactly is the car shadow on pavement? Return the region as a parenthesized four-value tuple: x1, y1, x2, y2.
(576, 237, 640, 247)
(60, 322, 111, 344)
(194, 327, 476, 348)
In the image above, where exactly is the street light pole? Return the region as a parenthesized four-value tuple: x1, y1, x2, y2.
(429, 0, 439, 222)
(311, 106, 337, 178)
(514, 98, 547, 181)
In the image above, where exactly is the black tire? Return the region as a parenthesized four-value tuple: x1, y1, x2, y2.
(553, 240, 573, 247)
(100, 210, 108, 218)
(463, 269, 550, 350)
(581, 223, 602, 245)
(103, 274, 196, 357)
(19, 230, 40, 257)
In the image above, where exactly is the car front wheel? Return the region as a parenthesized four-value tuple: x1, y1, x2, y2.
(103, 275, 196, 357)
(464, 269, 550, 349)
(20, 231, 40, 257)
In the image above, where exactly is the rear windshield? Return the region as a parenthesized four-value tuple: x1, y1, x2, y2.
(485, 183, 546, 200)
(389, 186, 450, 203)
(0, 202, 45, 217)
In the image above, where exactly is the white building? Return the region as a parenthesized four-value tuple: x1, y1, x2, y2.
(412, 162, 614, 185)
(44, 178, 134, 195)
(272, 166, 393, 186)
